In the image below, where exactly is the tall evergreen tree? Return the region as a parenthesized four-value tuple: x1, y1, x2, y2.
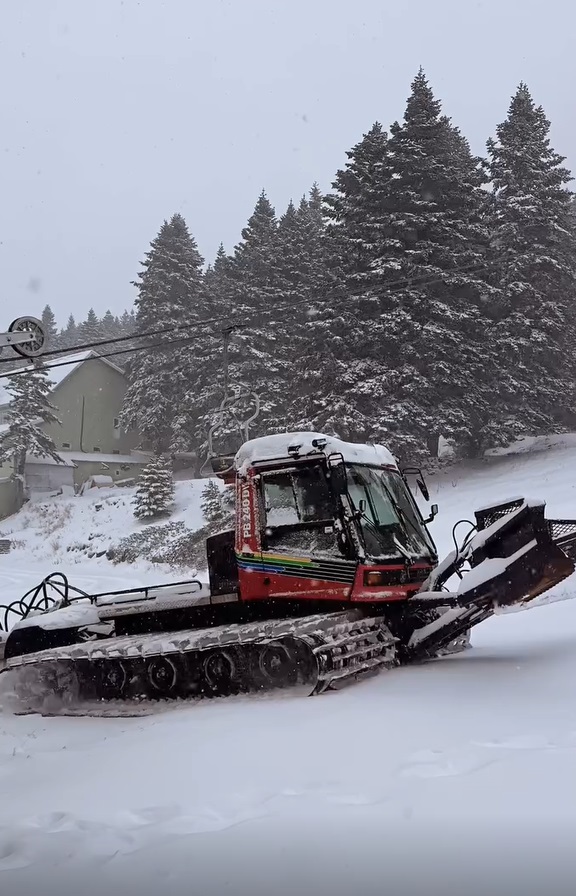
(60, 314, 78, 350)
(324, 123, 391, 287)
(310, 71, 497, 459)
(372, 72, 497, 457)
(296, 129, 392, 440)
(120, 213, 206, 453)
(0, 365, 62, 477)
(485, 83, 576, 439)
(119, 309, 136, 336)
(223, 191, 284, 438)
(172, 243, 238, 463)
(273, 188, 333, 431)
(101, 310, 117, 339)
(79, 308, 102, 344)
(40, 305, 58, 349)
(111, 309, 138, 367)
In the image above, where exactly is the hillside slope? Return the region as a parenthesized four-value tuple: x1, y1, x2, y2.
(0, 478, 225, 577)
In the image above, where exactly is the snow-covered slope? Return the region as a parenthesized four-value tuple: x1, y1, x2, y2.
(0, 478, 222, 580)
(1, 440, 575, 895)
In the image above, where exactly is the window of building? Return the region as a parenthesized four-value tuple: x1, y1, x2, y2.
(62, 442, 71, 449)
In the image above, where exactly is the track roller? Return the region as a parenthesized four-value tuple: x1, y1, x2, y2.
(97, 659, 128, 699)
(250, 639, 299, 691)
(146, 656, 181, 697)
(201, 648, 241, 696)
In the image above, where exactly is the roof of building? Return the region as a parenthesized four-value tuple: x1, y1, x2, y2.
(0, 350, 125, 407)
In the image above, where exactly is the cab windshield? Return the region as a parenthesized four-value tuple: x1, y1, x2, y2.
(346, 464, 435, 561)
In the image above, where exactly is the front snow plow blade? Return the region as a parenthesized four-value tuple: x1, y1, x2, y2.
(405, 498, 576, 661)
(1, 611, 397, 716)
(416, 498, 575, 608)
(463, 498, 575, 607)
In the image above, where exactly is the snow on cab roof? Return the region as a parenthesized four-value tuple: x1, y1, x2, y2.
(234, 432, 398, 472)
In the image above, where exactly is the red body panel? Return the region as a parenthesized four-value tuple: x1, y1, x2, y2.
(237, 569, 353, 602)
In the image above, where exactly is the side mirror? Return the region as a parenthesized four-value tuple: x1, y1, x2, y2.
(359, 499, 366, 515)
(423, 503, 438, 524)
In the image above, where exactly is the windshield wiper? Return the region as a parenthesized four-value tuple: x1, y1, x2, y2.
(355, 508, 413, 563)
(378, 478, 431, 559)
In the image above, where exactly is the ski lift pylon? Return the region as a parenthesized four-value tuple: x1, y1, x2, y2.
(201, 325, 261, 479)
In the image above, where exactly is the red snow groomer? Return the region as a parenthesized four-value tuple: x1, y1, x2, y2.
(2, 431, 576, 714)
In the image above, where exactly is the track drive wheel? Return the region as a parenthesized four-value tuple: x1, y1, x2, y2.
(251, 640, 298, 691)
(145, 656, 181, 698)
(201, 648, 241, 696)
(96, 659, 128, 700)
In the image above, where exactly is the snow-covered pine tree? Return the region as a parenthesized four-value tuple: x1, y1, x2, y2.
(78, 308, 103, 344)
(101, 310, 117, 339)
(270, 199, 304, 427)
(272, 187, 335, 432)
(111, 309, 139, 368)
(60, 315, 78, 350)
(133, 454, 175, 520)
(0, 364, 62, 477)
(316, 71, 496, 460)
(369, 72, 498, 459)
(297, 127, 393, 441)
(172, 243, 236, 465)
(200, 479, 231, 530)
(120, 213, 206, 454)
(222, 191, 286, 439)
(40, 305, 58, 353)
(324, 122, 391, 287)
(119, 309, 136, 336)
(485, 83, 576, 439)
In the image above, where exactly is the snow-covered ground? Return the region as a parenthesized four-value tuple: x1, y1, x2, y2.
(1, 439, 576, 895)
(0, 477, 214, 568)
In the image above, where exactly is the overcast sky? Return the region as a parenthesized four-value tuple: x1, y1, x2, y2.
(1, 0, 574, 329)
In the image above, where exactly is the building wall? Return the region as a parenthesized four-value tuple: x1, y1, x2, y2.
(43, 360, 141, 455)
(71, 460, 147, 488)
(24, 463, 75, 493)
(0, 477, 24, 521)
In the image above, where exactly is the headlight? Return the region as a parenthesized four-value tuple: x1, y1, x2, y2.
(363, 569, 408, 586)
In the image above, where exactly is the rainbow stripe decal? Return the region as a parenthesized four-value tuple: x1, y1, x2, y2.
(236, 551, 357, 585)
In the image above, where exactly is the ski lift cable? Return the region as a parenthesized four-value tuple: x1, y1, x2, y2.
(0, 251, 509, 368)
(0, 332, 211, 379)
(0, 253, 508, 381)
